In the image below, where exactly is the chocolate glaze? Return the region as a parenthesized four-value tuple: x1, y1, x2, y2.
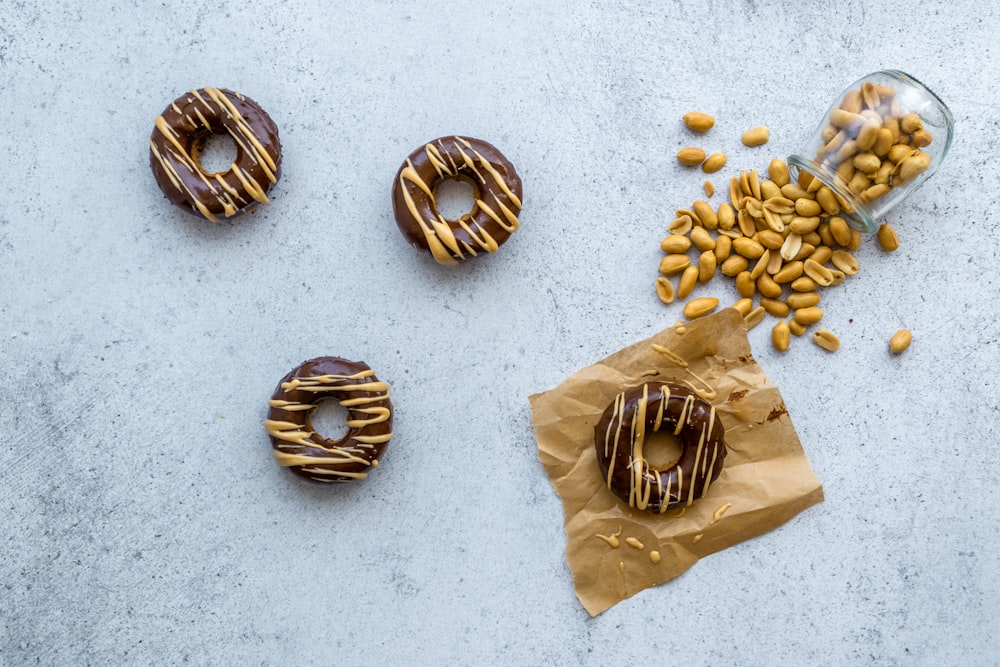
(149, 87, 282, 221)
(391, 136, 523, 265)
(264, 357, 393, 483)
(594, 382, 727, 513)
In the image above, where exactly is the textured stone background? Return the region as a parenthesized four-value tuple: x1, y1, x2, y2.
(2, 1, 999, 664)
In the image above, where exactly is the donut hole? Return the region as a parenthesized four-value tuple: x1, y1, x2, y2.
(434, 177, 478, 221)
(642, 430, 684, 469)
(308, 399, 351, 443)
(192, 131, 238, 175)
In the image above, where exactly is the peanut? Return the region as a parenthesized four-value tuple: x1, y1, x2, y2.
(735, 271, 756, 298)
(660, 234, 692, 254)
(812, 328, 840, 351)
(786, 291, 821, 309)
(713, 234, 732, 262)
(744, 305, 767, 330)
(773, 260, 804, 284)
(741, 126, 770, 147)
(830, 249, 859, 275)
(828, 216, 852, 247)
(677, 266, 699, 299)
(790, 276, 818, 292)
(803, 259, 834, 287)
(669, 214, 693, 235)
(760, 297, 790, 318)
(683, 112, 715, 132)
(692, 200, 718, 229)
(702, 153, 728, 174)
(656, 277, 675, 304)
(732, 298, 753, 317)
(720, 254, 749, 277)
(690, 226, 715, 252)
(683, 297, 719, 319)
(793, 306, 824, 325)
(889, 329, 913, 354)
(677, 147, 707, 166)
(771, 321, 791, 352)
(876, 223, 899, 252)
(717, 203, 735, 230)
(768, 158, 790, 187)
(732, 237, 765, 260)
(698, 251, 717, 282)
(659, 254, 690, 276)
(703, 180, 715, 197)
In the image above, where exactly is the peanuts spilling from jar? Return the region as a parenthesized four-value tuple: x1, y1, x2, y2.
(812, 81, 933, 210)
(658, 82, 931, 352)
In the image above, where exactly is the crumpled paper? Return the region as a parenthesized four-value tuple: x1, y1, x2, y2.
(528, 308, 824, 616)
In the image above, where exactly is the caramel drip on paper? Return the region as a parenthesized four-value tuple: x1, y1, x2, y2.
(625, 537, 644, 550)
(649, 550, 662, 564)
(264, 370, 392, 480)
(398, 137, 521, 264)
(711, 502, 733, 524)
(650, 344, 718, 401)
(150, 87, 276, 221)
(594, 526, 622, 549)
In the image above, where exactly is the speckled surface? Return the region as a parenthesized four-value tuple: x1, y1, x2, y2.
(2, 1, 999, 664)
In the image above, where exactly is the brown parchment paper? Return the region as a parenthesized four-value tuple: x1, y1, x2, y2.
(528, 308, 824, 616)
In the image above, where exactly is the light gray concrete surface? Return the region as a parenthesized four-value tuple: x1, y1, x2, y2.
(2, 1, 999, 664)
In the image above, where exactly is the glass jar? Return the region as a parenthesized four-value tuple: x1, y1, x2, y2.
(787, 70, 954, 233)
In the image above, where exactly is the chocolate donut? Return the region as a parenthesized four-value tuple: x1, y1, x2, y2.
(264, 357, 393, 483)
(391, 136, 523, 265)
(595, 382, 726, 513)
(149, 87, 281, 221)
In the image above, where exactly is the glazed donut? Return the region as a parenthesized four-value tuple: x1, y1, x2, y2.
(149, 87, 281, 221)
(594, 382, 727, 513)
(391, 136, 523, 265)
(264, 357, 393, 483)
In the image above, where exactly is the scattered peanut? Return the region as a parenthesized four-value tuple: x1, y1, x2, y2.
(744, 305, 766, 330)
(741, 126, 770, 147)
(702, 153, 728, 174)
(677, 147, 707, 166)
(876, 223, 899, 251)
(771, 321, 791, 352)
(677, 265, 699, 299)
(655, 276, 675, 304)
(793, 306, 824, 325)
(683, 297, 720, 319)
(658, 254, 690, 275)
(812, 328, 841, 351)
(660, 234, 692, 254)
(889, 329, 913, 354)
(656, 91, 924, 353)
(683, 112, 715, 132)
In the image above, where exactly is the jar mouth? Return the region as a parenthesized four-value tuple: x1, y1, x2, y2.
(786, 154, 878, 234)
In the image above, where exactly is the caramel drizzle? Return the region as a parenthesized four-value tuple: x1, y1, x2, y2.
(150, 87, 276, 221)
(600, 383, 721, 514)
(711, 502, 733, 524)
(264, 370, 392, 480)
(650, 344, 718, 401)
(594, 525, 622, 549)
(398, 137, 521, 264)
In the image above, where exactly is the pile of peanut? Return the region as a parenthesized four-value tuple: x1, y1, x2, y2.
(658, 86, 926, 355)
(810, 81, 933, 209)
